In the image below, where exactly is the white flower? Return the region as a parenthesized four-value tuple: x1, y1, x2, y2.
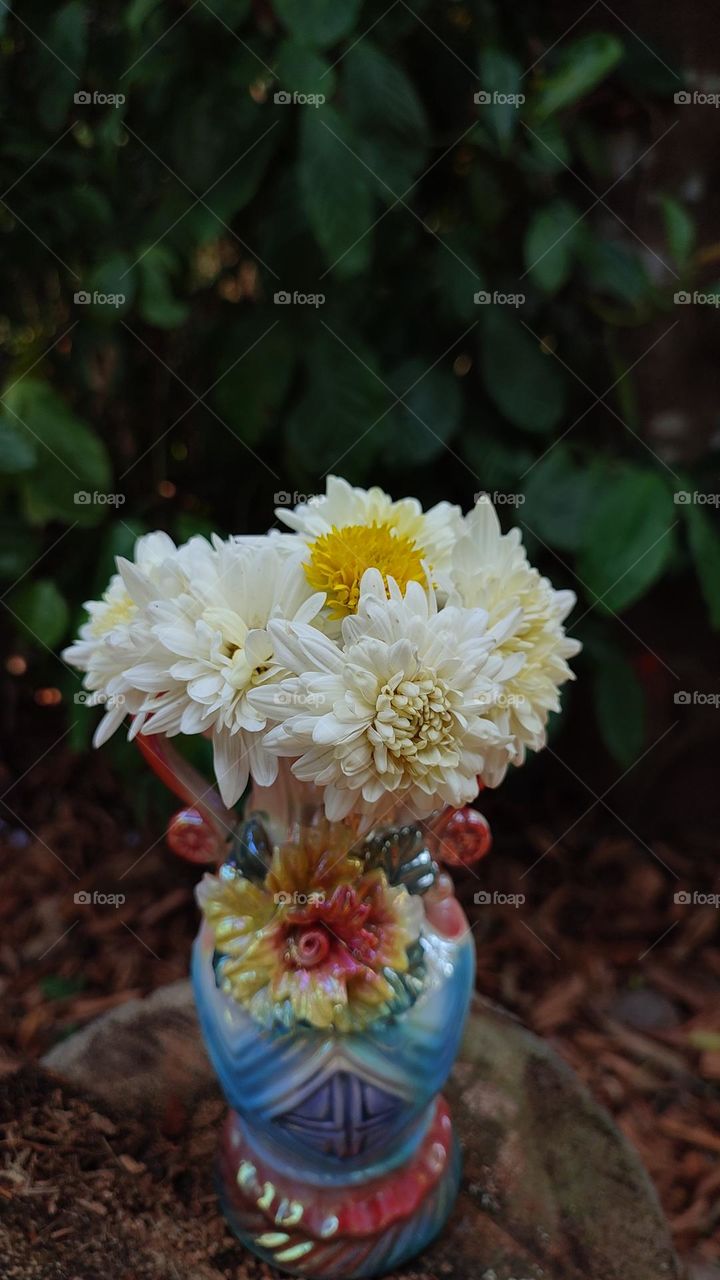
(450, 496, 581, 770)
(63, 532, 178, 747)
(276, 475, 463, 620)
(124, 541, 325, 808)
(249, 570, 521, 826)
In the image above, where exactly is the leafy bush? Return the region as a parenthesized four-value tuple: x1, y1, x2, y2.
(1, 0, 718, 768)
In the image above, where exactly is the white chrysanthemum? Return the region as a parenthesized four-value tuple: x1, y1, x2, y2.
(450, 497, 581, 771)
(275, 475, 463, 620)
(124, 541, 325, 808)
(249, 570, 522, 826)
(63, 532, 178, 747)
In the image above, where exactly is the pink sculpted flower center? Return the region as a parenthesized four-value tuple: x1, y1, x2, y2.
(289, 926, 332, 969)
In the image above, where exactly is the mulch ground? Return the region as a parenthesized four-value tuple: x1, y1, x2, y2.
(0, 718, 718, 1276)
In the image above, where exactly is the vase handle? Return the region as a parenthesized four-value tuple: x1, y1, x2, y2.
(135, 735, 237, 839)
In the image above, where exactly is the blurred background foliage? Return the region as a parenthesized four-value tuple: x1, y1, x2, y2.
(1, 0, 719, 789)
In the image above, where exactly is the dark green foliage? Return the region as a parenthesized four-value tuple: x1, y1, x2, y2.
(0, 0, 716, 771)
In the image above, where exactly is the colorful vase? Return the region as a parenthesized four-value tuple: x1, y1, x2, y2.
(143, 741, 477, 1279)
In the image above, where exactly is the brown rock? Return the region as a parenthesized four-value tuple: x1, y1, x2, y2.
(25, 983, 684, 1280)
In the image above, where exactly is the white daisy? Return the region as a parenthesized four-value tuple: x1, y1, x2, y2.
(275, 475, 463, 620)
(450, 496, 581, 770)
(63, 532, 178, 747)
(125, 541, 325, 808)
(249, 570, 521, 826)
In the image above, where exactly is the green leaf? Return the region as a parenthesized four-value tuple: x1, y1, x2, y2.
(467, 163, 508, 233)
(384, 360, 462, 466)
(192, 122, 279, 226)
(276, 39, 335, 98)
(41, 974, 85, 1000)
(273, 0, 361, 49)
(137, 247, 189, 329)
(0, 520, 40, 580)
(683, 501, 720, 629)
(521, 119, 571, 174)
(212, 323, 297, 445)
(298, 107, 374, 277)
(618, 40, 683, 97)
(481, 312, 567, 433)
(659, 195, 695, 267)
(85, 254, 136, 322)
(0, 415, 37, 473)
(435, 234, 484, 321)
(593, 650, 645, 766)
(477, 49, 523, 148)
(125, 0, 162, 32)
(534, 33, 624, 120)
(286, 334, 390, 477)
(345, 43, 428, 141)
(10, 579, 70, 649)
(196, 0, 251, 27)
(578, 235, 651, 305)
(522, 448, 602, 551)
(461, 426, 534, 492)
(38, 1, 87, 130)
(341, 43, 430, 196)
(579, 468, 676, 613)
(3, 379, 112, 527)
(524, 200, 581, 293)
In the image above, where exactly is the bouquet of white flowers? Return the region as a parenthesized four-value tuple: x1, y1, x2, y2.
(64, 476, 580, 827)
(63, 476, 583, 1278)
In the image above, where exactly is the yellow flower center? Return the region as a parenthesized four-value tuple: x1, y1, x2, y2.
(304, 522, 426, 620)
(89, 591, 136, 637)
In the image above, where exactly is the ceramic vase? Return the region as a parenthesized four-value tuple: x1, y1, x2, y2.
(143, 741, 476, 1280)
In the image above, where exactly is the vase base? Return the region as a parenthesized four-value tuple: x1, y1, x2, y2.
(216, 1097, 461, 1279)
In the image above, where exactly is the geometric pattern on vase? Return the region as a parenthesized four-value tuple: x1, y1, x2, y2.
(274, 1070, 404, 1159)
(218, 1099, 461, 1279)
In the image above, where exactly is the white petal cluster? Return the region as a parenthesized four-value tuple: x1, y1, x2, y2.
(64, 479, 581, 821)
(249, 571, 522, 823)
(449, 497, 581, 774)
(276, 474, 462, 573)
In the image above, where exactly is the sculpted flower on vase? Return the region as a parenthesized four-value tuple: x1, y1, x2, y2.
(198, 824, 424, 1032)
